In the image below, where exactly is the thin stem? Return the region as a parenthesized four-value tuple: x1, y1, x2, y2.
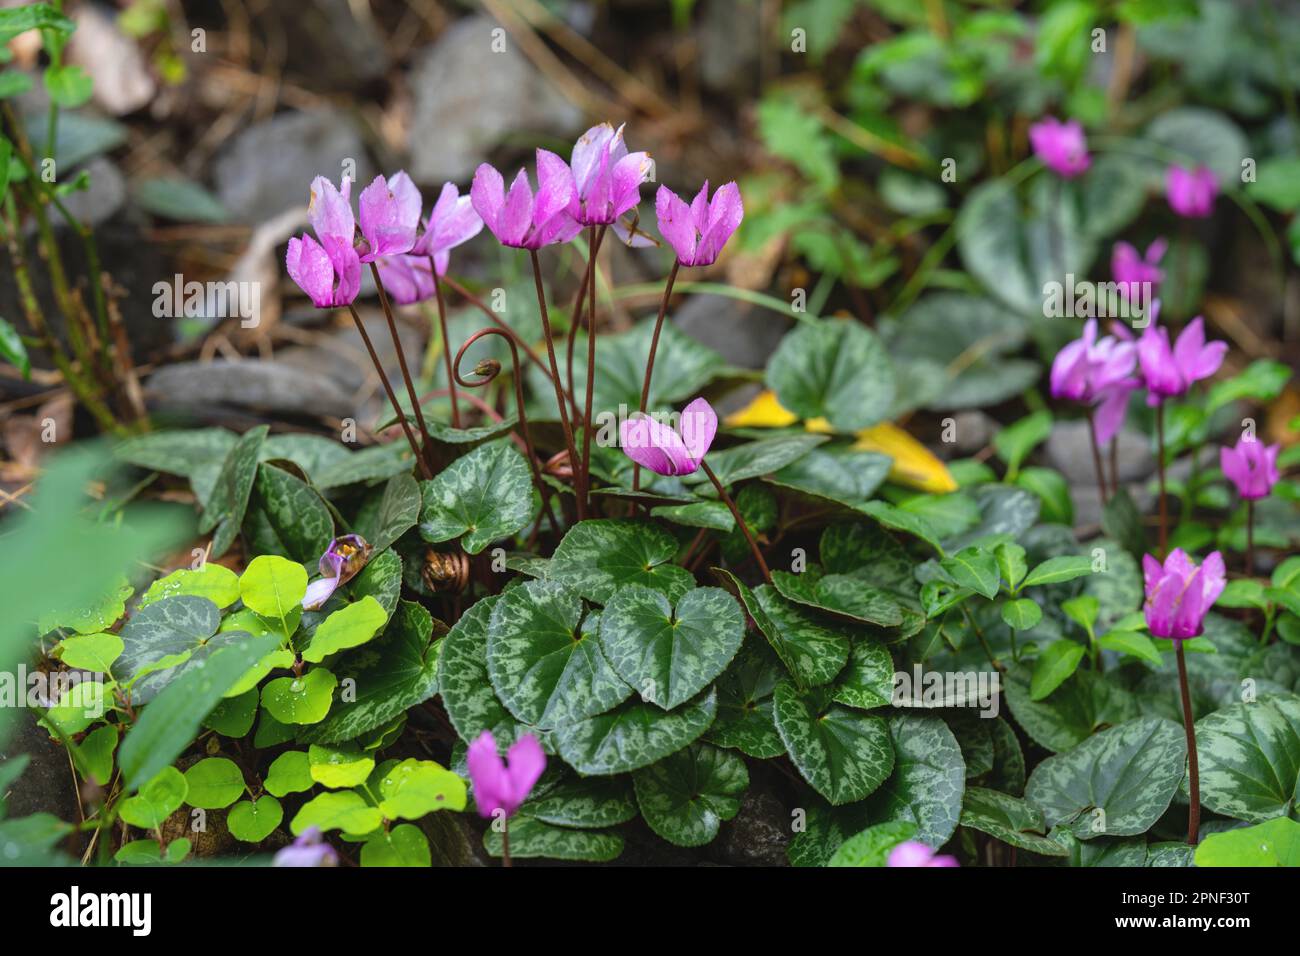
(1086, 411, 1108, 506)
(962, 605, 1004, 673)
(501, 819, 512, 868)
(580, 225, 607, 517)
(1246, 498, 1255, 577)
(440, 274, 563, 390)
(1108, 437, 1119, 497)
(453, 327, 560, 536)
(370, 262, 436, 472)
(429, 266, 460, 428)
(632, 260, 681, 493)
(1156, 401, 1168, 557)
(347, 304, 432, 480)
(529, 250, 583, 519)
(701, 460, 771, 585)
(565, 262, 591, 424)
(1176, 640, 1200, 846)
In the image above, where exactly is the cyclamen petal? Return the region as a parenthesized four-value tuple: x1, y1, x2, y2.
(1167, 165, 1218, 219)
(655, 182, 744, 267)
(374, 254, 435, 305)
(413, 182, 483, 262)
(620, 398, 719, 476)
(472, 157, 580, 250)
(1220, 438, 1281, 500)
(467, 731, 545, 819)
(1028, 117, 1090, 178)
(1143, 549, 1225, 640)
(308, 175, 354, 247)
(358, 171, 422, 261)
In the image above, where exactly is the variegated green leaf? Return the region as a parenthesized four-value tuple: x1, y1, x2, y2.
(598, 584, 743, 710)
(709, 637, 786, 758)
(867, 713, 965, 846)
(960, 787, 1068, 856)
(1025, 717, 1186, 839)
(487, 580, 630, 727)
(1195, 693, 1300, 823)
(553, 690, 717, 776)
(773, 681, 894, 805)
(549, 519, 694, 605)
(418, 438, 535, 554)
(633, 743, 749, 847)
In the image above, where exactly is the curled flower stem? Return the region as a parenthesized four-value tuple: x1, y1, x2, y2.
(1156, 401, 1168, 558)
(346, 304, 432, 480)
(453, 326, 559, 536)
(701, 459, 771, 585)
(369, 262, 437, 473)
(580, 225, 608, 517)
(430, 265, 460, 428)
(632, 260, 681, 494)
(530, 249, 584, 520)
(439, 273, 560, 391)
(1176, 641, 1200, 845)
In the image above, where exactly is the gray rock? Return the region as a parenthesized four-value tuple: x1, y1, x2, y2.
(58, 157, 125, 226)
(1046, 421, 1154, 486)
(67, 4, 156, 116)
(280, 0, 389, 91)
(277, 309, 425, 410)
(145, 359, 355, 420)
(673, 293, 791, 370)
(697, 0, 763, 93)
(715, 789, 790, 866)
(408, 15, 583, 184)
(213, 110, 374, 223)
(950, 410, 997, 456)
(1, 711, 80, 824)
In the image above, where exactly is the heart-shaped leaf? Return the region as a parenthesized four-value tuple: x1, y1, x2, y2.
(1004, 664, 1139, 752)
(117, 595, 223, 702)
(488, 580, 631, 726)
(418, 438, 535, 554)
(772, 681, 894, 805)
(598, 585, 743, 710)
(1195, 817, 1300, 867)
(361, 824, 431, 867)
(140, 564, 240, 610)
(867, 713, 965, 846)
(553, 690, 717, 776)
(355, 472, 421, 552)
(300, 595, 387, 663)
(960, 787, 1068, 856)
(1195, 694, 1300, 824)
(376, 758, 467, 818)
(290, 791, 382, 836)
(242, 463, 334, 564)
(261, 668, 337, 725)
(709, 638, 786, 758)
(832, 640, 894, 710)
(633, 743, 749, 847)
(483, 814, 624, 862)
(183, 757, 245, 809)
(1025, 716, 1187, 839)
(239, 555, 307, 638)
(227, 796, 283, 843)
(549, 519, 695, 605)
(826, 820, 917, 867)
(523, 771, 638, 828)
(766, 318, 895, 431)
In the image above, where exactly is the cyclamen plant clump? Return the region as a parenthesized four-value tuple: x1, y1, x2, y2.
(10, 1, 1300, 878)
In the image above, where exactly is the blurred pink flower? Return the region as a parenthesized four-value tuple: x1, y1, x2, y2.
(1137, 315, 1227, 404)
(1143, 549, 1226, 640)
(1166, 165, 1218, 219)
(1220, 438, 1281, 501)
(887, 840, 959, 867)
(467, 731, 545, 820)
(1029, 117, 1090, 178)
(273, 827, 339, 867)
(1112, 238, 1166, 303)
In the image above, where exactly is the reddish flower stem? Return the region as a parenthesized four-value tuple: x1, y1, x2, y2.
(439, 274, 560, 391)
(566, 263, 592, 425)
(369, 261, 436, 472)
(1086, 411, 1108, 506)
(1176, 640, 1200, 845)
(429, 265, 460, 428)
(1246, 498, 1255, 577)
(346, 304, 432, 480)
(702, 459, 771, 585)
(502, 820, 512, 868)
(452, 327, 559, 537)
(632, 260, 681, 494)
(529, 249, 583, 520)
(580, 225, 608, 516)
(1156, 401, 1168, 557)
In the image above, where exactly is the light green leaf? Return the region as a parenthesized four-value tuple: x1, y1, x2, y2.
(826, 820, 917, 867)
(239, 555, 307, 637)
(183, 757, 245, 809)
(1030, 641, 1087, 701)
(227, 796, 283, 843)
(290, 790, 382, 836)
(1195, 817, 1300, 867)
(361, 824, 430, 866)
(141, 563, 240, 610)
(301, 596, 387, 663)
(58, 632, 123, 674)
(940, 546, 1000, 599)
(261, 668, 337, 725)
(1001, 598, 1042, 631)
(308, 744, 375, 789)
(264, 751, 313, 797)
(119, 767, 188, 828)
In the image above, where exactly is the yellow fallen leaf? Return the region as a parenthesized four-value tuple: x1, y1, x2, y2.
(723, 389, 799, 428)
(853, 423, 958, 494)
(723, 390, 957, 493)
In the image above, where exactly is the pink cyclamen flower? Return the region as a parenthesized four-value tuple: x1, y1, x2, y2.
(303, 534, 374, 610)
(1143, 549, 1226, 640)
(1049, 319, 1139, 447)
(1028, 117, 1090, 178)
(373, 254, 435, 306)
(1166, 165, 1218, 219)
(1112, 239, 1166, 303)
(285, 175, 361, 308)
(1220, 438, 1281, 501)
(273, 827, 339, 867)
(887, 840, 959, 868)
(570, 123, 654, 240)
(471, 150, 581, 249)
(411, 182, 484, 275)
(466, 731, 545, 820)
(655, 181, 743, 267)
(1137, 315, 1227, 405)
(619, 397, 718, 477)
(358, 171, 422, 262)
